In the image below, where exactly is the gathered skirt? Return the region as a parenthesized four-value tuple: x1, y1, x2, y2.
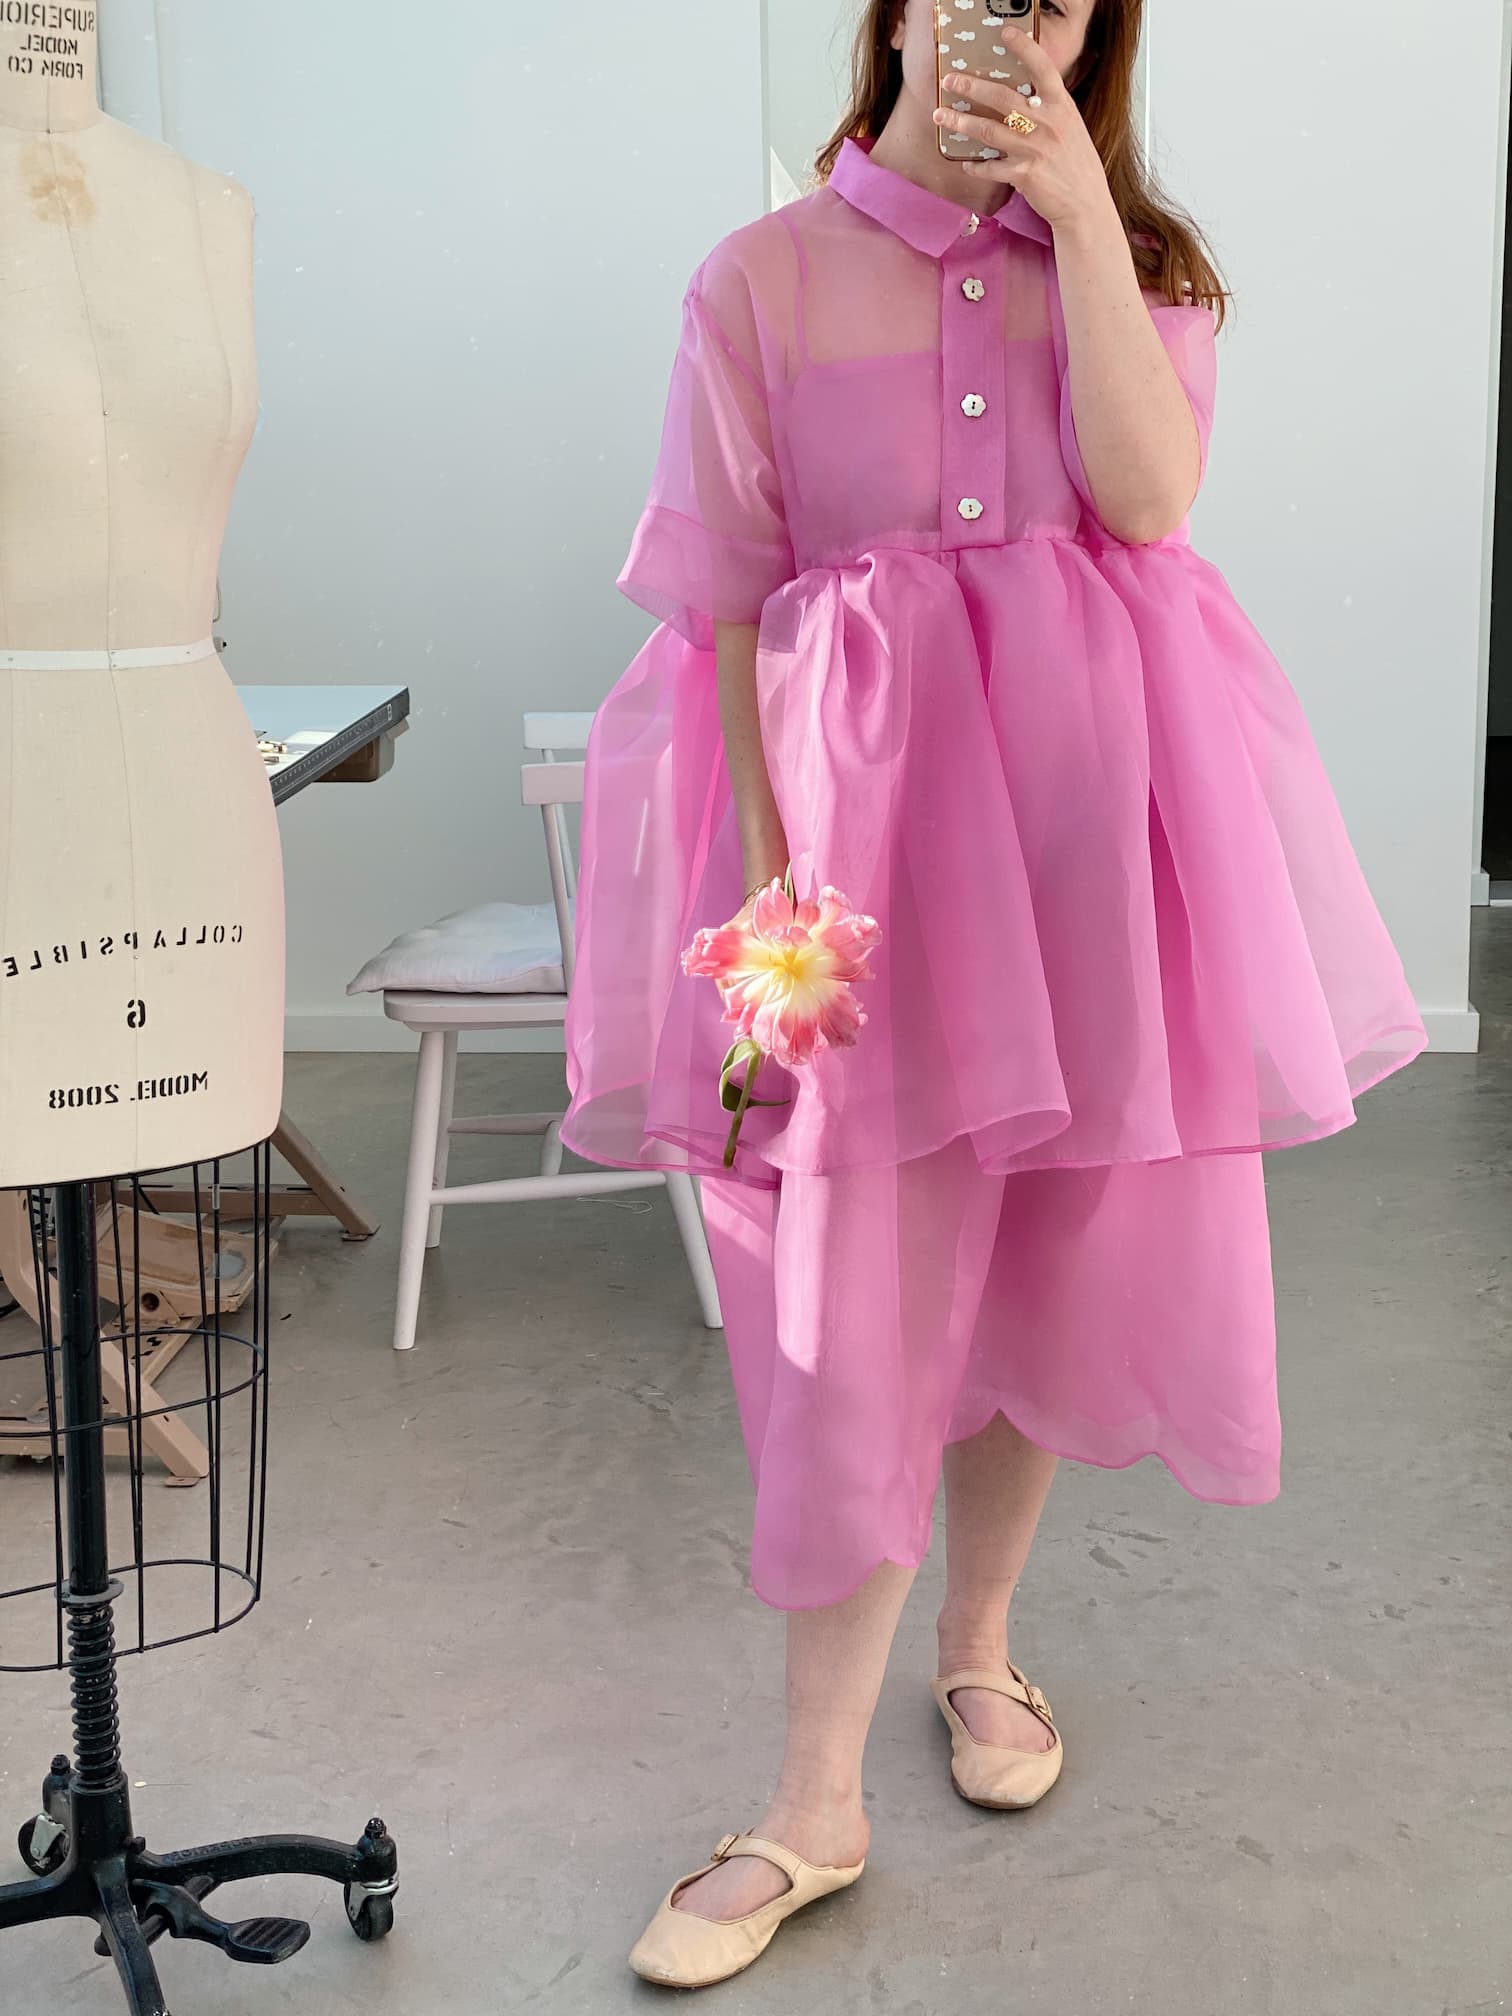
(700, 1134, 1278, 1610)
(562, 537, 1425, 1610)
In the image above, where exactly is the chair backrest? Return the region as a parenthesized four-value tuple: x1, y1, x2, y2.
(520, 759, 584, 993)
(523, 712, 594, 913)
(523, 711, 594, 754)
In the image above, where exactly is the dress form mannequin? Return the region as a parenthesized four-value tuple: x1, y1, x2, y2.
(0, 34, 405, 2009)
(0, 5, 284, 1186)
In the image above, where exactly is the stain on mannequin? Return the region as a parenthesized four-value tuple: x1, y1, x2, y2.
(20, 136, 92, 219)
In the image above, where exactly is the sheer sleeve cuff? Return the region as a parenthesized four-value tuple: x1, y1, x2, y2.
(618, 503, 796, 651)
(1147, 300, 1219, 488)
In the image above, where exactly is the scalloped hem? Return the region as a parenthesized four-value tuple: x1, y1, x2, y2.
(746, 1401, 1281, 1614)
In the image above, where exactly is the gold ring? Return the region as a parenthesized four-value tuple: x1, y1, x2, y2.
(1003, 109, 1037, 135)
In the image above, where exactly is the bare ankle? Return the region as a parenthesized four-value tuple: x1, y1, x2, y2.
(766, 1786, 863, 1826)
(936, 1604, 1009, 1673)
(761, 1791, 868, 1862)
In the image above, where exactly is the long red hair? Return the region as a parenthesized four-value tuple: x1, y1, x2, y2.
(815, 0, 1228, 323)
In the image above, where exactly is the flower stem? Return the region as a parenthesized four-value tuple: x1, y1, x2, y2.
(723, 1047, 763, 1170)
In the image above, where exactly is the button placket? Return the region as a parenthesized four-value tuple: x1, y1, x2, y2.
(941, 233, 1006, 550)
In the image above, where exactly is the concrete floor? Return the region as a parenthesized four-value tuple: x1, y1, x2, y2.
(2, 923, 1510, 2014)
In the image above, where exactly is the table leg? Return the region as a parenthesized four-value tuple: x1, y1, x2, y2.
(126, 1111, 380, 1241)
(269, 1112, 379, 1240)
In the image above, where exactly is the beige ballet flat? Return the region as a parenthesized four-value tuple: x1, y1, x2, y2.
(629, 1829, 866, 1989)
(930, 1661, 1064, 1810)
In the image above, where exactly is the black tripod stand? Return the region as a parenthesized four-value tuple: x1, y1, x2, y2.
(0, 1178, 398, 2015)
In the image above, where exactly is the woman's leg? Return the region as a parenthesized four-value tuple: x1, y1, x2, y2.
(673, 1560, 916, 1921)
(936, 1412, 1059, 1750)
(681, 1140, 1008, 1922)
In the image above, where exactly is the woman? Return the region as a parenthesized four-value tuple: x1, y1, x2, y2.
(561, 0, 1426, 1988)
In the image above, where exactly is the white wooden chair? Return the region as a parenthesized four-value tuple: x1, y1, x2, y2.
(369, 712, 722, 1353)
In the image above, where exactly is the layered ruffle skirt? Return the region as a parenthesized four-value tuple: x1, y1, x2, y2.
(561, 540, 1425, 1607)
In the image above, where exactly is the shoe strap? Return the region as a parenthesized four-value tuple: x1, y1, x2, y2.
(710, 1832, 811, 1883)
(1009, 1658, 1055, 1723)
(938, 1664, 1055, 1725)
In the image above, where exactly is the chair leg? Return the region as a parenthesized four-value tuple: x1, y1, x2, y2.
(665, 1172, 723, 1330)
(427, 1031, 460, 1250)
(394, 1031, 447, 1352)
(539, 1116, 564, 1178)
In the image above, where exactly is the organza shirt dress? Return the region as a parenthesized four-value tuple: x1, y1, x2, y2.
(561, 139, 1425, 1610)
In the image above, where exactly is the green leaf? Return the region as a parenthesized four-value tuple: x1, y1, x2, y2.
(717, 1039, 791, 1168)
(718, 1039, 789, 1114)
(718, 1038, 758, 1110)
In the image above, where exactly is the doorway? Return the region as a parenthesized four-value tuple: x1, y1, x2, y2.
(1483, 98, 1512, 900)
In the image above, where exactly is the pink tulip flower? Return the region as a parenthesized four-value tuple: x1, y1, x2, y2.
(682, 871, 882, 1166)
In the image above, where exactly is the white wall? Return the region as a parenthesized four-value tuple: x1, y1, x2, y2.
(765, 0, 856, 192)
(1146, 0, 1501, 1043)
(105, 0, 768, 1050)
(104, 0, 1495, 1049)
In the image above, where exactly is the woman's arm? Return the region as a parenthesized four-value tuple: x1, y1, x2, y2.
(1053, 203, 1201, 545)
(937, 27, 1203, 545)
(715, 618, 790, 904)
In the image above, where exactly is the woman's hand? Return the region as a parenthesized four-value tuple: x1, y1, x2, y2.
(934, 26, 1115, 235)
(935, 25, 1201, 543)
(717, 898, 757, 945)
(725, 868, 781, 937)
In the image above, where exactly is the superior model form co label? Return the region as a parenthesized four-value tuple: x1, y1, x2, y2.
(0, 6, 95, 28)
(2, 3, 94, 76)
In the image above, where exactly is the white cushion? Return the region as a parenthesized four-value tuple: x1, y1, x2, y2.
(347, 900, 569, 997)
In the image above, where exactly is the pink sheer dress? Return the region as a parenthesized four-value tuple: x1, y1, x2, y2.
(560, 141, 1426, 1609)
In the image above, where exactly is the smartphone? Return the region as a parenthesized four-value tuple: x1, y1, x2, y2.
(937, 0, 1041, 162)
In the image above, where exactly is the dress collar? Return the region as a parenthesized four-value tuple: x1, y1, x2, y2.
(829, 136, 1053, 255)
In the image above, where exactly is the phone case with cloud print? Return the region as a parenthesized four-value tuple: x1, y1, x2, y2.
(937, 0, 1040, 162)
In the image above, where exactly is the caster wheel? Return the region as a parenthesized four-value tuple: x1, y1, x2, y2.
(344, 1883, 395, 1942)
(18, 1814, 68, 1876)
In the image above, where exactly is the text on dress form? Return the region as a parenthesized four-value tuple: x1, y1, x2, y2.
(0, 3, 100, 134)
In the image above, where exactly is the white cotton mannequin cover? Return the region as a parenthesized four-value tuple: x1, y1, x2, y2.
(0, 8, 285, 1185)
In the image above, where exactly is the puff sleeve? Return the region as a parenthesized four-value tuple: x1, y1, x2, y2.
(618, 258, 795, 650)
(1055, 293, 1220, 535)
(1147, 299, 1219, 488)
